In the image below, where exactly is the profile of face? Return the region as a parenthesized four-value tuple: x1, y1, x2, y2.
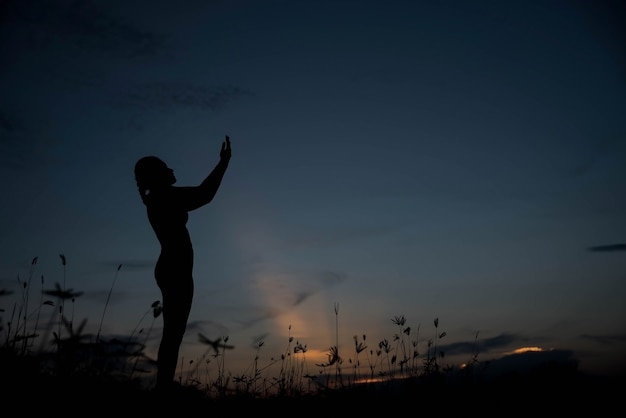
(134, 156, 176, 190)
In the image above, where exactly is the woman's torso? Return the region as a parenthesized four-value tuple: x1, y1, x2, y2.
(146, 189, 194, 260)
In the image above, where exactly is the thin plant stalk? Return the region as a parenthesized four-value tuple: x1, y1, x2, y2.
(96, 264, 122, 344)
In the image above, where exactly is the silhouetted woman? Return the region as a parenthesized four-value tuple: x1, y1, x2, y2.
(134, 135, 231, 391)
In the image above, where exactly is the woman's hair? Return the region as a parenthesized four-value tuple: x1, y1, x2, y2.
(134, 156, 169, 205)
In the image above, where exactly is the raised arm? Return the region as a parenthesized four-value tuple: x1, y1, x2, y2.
(176, 135, 232, 211)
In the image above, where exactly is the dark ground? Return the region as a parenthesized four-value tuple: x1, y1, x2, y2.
(1, 348, 620, 414)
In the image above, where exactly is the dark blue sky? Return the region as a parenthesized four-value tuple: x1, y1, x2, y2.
(1, 0, 625, 378)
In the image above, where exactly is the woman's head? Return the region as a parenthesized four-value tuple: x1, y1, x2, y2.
(134, 156, 176, 203)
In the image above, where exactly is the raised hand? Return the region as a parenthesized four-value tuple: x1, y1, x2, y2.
(220, 135, 232, 161)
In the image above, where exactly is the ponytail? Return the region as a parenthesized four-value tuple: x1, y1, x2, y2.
(137, 184, 150, 205)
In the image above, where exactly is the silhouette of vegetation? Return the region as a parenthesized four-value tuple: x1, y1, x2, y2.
(0, 254, 618, 411)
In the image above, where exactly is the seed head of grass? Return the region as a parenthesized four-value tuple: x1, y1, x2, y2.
(43, 283, 83, 300)
(392, 315, 406, 326)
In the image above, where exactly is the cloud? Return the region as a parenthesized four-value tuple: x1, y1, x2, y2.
(233, 305, 285, 330)
(0, 110, 23, 166)
(2, 0, 162, 56)
(285, 224, 395, 250)
(588, 243, 626, 252)
(187, 319, 230, 341)
(231, 268, 347, 331)
(479, 349, 579, 381)
(312, 270, 347, 291)
(580, 333, 626, 345)
(0, 108, 57, 170)
(118, 82, 251, 112)
(572, 0, 626, 81)
(572, 133, 626, 178)
(0, 0, 166, 171)
(440, 333, 523, 356)
(250, 268, 346, 306)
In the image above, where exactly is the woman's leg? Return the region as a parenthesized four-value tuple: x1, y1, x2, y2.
(155, 272, 194, 390)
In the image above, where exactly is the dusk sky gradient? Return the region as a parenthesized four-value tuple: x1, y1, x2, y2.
(1, 0, 625, 380)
